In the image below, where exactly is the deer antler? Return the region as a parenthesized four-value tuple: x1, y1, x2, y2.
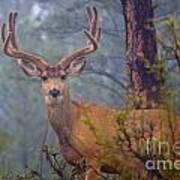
(57, 6, 101, 71)
(1, 12, 48, 71)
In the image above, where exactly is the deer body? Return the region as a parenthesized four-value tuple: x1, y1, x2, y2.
(42, 78, 118, 165)
(1, 7, 180, 180)
(45, 93, 180, 179)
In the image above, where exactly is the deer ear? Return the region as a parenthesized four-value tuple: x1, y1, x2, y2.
(67, 60, 86, 75)
(17, 59, 41, 78)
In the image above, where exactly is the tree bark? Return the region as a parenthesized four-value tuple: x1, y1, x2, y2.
(120, 0, 161, 108)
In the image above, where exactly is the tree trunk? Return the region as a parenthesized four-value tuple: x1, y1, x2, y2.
(120, 0, 161, 108)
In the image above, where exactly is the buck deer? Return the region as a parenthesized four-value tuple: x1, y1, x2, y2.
(1, 7, 180, 180)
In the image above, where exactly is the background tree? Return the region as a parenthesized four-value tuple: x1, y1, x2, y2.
(120, 0, 162, 108)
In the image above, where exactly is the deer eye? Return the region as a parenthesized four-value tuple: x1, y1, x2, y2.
(42, 76, 48, 81)
(61, 74, 66, 80)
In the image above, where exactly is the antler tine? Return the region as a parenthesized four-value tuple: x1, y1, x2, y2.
(58, 6, 101, 70)
(90, 6, 98, 37)
(92, 7, 101, 43)
(8, 12, 13, 31)
(87, 6, 101, 45)
(86, 6, 93, 37)
(1, 11, 49, 71)
(3, 32, 13, 56)
(86, 6, 93, 21)
(9, 12, 18, 48)
(1, 23, 6, 42)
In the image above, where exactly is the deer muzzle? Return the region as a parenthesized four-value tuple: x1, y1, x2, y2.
(49, 88, 60, 98)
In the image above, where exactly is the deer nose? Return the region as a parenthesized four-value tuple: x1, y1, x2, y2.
(49, 88, 60, 98)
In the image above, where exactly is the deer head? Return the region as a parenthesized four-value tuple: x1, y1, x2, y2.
(1, 7, 101, 106)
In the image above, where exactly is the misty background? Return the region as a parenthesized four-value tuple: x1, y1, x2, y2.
(0, 0, 179, 179)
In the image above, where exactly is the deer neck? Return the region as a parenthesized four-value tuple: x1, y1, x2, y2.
(46, 95, 75, 144)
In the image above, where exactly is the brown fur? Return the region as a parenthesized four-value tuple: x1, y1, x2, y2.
(41, 77, 180, 180)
